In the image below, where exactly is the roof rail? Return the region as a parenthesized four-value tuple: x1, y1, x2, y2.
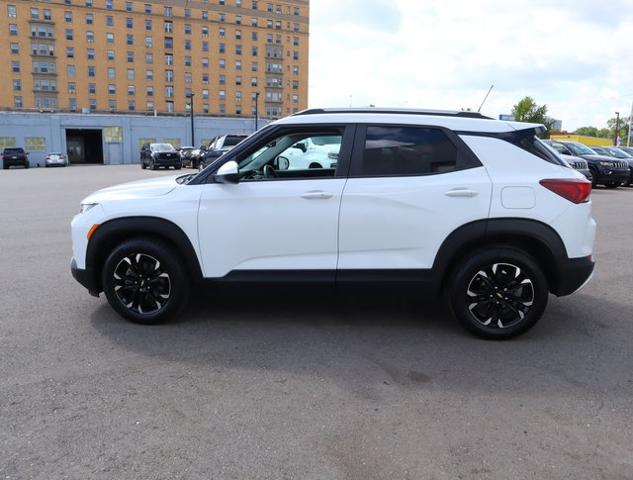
(292, 108, 492, 120)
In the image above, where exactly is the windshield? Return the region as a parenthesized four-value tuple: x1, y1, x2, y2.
(4, 148, 24, 153)
(566, 143, 596, 156)
(608, 148, 631, 159)
(224, 135, 248, 147)
(151, 143, 176, 152)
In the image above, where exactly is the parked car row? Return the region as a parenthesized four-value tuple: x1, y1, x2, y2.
(544, 140, 633, 188)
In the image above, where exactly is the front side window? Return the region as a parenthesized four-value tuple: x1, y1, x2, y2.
(359, 126, 459, 177)
(236, 130, 344, 181)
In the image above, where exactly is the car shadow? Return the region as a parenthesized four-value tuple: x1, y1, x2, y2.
(90, 291, 633, 401)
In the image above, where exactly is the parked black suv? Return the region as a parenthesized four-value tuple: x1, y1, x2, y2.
(547, 141, 629, 188)
(200, 134, 248, 169)
(2, 148, 30, 169)
(543, 140, 592, 182)
(140, 143, 182, 170)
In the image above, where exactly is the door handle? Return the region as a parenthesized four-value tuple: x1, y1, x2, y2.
(445, 188, 479, 198)
(301, 191, 333, 200)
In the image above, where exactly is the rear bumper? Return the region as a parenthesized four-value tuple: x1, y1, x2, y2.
(552, 256, 595, 296)
(71, 258, 100, 297)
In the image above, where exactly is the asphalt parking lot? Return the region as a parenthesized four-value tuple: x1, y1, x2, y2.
(1, 165, 632, 480)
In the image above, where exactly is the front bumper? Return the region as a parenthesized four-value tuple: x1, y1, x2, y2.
(552, 256, 595, 297)
(71, 258, 100, 297)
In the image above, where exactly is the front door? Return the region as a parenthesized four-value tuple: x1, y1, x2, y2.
(197, 125, 354, 279)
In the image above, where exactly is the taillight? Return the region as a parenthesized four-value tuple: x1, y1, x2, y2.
(539, 178, 592, 204)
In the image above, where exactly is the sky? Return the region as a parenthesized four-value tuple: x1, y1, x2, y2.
(308, 0, 633, 131)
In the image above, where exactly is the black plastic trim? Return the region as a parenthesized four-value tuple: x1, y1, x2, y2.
(84, 217, 203, 294)
(71, 258, 100, 297)
(292, 108, 492, 120)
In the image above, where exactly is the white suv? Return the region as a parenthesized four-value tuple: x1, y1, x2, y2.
(71, 109, 596, 339)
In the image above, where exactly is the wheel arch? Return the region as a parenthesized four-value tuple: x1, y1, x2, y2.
(86, 216, 203, 293)
(435, 218, 569, 295)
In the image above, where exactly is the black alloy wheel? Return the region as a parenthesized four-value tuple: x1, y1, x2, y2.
(102, 238, 189, 324)
(448, 247, 548, 340)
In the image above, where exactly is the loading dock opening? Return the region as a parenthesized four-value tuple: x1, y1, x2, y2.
(65, 129, 104, 164)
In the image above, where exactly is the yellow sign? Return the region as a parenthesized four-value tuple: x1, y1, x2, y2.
(25, 137, 46, 151)
(104, 127, 123, 143)
(0, 137, 16, 149)
(550, 134, 612, 147)
(164, 138, 182, 149)
(138, 138, 156, 148)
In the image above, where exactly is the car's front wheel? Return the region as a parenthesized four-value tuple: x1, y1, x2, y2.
(605, 182, 621, 189)
(102, 238, 189, 325)
(447, 247, 548, 340)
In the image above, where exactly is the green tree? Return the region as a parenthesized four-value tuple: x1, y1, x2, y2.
(511, 97, 555, 137)
(606, 116, 630, 143)
(574, 126, 600, 137)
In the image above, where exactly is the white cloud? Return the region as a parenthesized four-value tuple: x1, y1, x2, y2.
(308, 0, 633, 130)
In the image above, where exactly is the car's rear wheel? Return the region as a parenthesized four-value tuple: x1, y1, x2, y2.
(605, 182, 621, 189)
(141, 161, 146, 169)
(102, 238, 189, 325)
(447, 247, 548, 340)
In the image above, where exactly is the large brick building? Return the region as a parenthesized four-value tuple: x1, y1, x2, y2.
(0, 0, 309, 119)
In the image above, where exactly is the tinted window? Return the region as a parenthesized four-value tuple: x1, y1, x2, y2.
(4, 148, 24, 154)
(361, 127, 458, 176)
(224, 135, 247, 147)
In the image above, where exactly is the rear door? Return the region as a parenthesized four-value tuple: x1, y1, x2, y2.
(338, 124, 492, 273)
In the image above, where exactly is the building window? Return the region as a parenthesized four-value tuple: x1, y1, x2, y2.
(147, 101, 155, 112)
(89, 99, 97, 111)
(128, 85, 136, 96)
(145, 37, 153, 48)
(185, 72, 192, 83)
(108, 84, 116, 94)
(127, 34, 134, 45)
(88, 66, 95, 77)
(86, 13, 93, 24)
(146, 69, 153, 80)
(128, 100, 136, 111)
(64, 11, 73, 22)
(145, 19, 152, 31)
(88, 83, 96, 94)
(107, 50, 115, 61)
(68, 83, 76, 94)
(67, 65, 76, 77)
(8, 5, 17, 18)
(127, 68, 135, 80)
(145, 53, 153, 64)
(146, 86, 154, 96)
(125, 2, 132, 11)
(184, 24, 192, 35)
(185, 40, 192, 51)
(10, 43, 19, 54)
(164, 6, 172, 17)
(69, 98, 77, 111)
(11, 61, 19, 73)
(86, 31, 94, 42)
(184, 56, 192, 67)
(87, 48, 95, 60)
(9, 24, 18, 36)
(107, 67, 115, 79)
(30, 8, 39, 19)
(106, 16, 114, 26)
(106, 32, 114, 43)
(166, 101, 174, 113)
(164, 21, 173, 33)
(12, 80, 21, 91)
(126, 17, 133, 28)
(14, 96, 23, 108)
(106, 0, 113, 9)
(144, 3, 152, 14)
(127, 51, 134, 62)
(164, 37, 173, 49)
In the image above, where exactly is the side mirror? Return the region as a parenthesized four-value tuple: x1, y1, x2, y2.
(213, 160, 239, 184)
(274, 155, 290, 170)
(293, 142, 307, 153)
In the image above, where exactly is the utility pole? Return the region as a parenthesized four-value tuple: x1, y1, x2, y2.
(628, 101, 633, 147)
(254, 92, 260, 131)
(187, 93, 195, 146)
(614, 111, 620, 146)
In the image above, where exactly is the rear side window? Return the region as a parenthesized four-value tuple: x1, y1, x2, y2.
(360, 126, 460, 176)
(508, 130, 567, 166)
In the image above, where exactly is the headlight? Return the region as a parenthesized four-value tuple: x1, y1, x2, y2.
(80, 203, 98, 214)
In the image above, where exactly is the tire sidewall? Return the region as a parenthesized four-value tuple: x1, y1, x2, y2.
(102, 238, 189, 325)
(448, 247, 549, 340)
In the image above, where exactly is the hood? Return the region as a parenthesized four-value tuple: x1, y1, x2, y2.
(581, 154, 620, 162)
(82, 174, 183, 204)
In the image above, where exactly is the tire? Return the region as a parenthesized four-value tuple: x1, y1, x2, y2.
(24, 163, 29, 169)
(447, 246, 549, 340)
(141, 161, 146, 169)
(175, 164, 182, 170)
(589, 169, 598, 187)
(3, 162, 8, 170)
(605, 182, 620, 189)
(150, 160, 157, 170)
(102, 238, 190, 325)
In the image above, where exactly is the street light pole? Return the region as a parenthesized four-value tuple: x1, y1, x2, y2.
(614, 111, 620, 146)
(254, 92, 260, 131)
(188, 93, 195, 147)
(628, 101, 633, 147)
